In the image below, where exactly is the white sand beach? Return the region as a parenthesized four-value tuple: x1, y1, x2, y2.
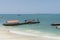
(0, 29, 59, 40)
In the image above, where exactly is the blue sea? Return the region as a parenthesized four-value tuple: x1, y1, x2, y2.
(0, 14, 60, 39)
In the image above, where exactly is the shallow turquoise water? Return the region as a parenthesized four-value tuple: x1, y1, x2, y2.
(0, 14, 60, 36)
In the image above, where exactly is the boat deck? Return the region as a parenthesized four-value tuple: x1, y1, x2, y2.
(51, 24, 60, 26)
(3, 22, 40, 26)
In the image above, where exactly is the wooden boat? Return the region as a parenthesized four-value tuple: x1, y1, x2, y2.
(51, 23, 60, 28)
(51, 24, 60, 26)
(3, 19, 40, 26)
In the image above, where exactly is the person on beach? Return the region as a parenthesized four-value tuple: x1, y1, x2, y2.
(25, 20, 27, 22)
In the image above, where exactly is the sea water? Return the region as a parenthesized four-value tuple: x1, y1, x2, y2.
(0, 14, 60, 39)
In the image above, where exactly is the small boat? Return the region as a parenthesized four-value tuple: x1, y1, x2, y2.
(51, 23, 60, 28)
(3, 19, 40, 26)
(17, 14, 21, 16)
(51, 24, 60, 26)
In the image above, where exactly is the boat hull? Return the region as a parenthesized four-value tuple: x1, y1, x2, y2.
(51, 24, 60, 26)
(3, 22, 40, 26)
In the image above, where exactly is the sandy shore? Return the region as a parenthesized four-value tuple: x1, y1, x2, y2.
(0, 29, 59, 40)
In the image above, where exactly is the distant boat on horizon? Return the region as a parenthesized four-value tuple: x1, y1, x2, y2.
(17, 14, 21, 16)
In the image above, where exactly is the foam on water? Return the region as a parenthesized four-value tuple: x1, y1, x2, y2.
(7, 29, 60, 40)
(1, 25, 60, 40)
(42, 36, 60, 39)
(8, 29, 38, 36)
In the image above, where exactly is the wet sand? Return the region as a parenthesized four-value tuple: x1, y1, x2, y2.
(0, 29, 59, 40)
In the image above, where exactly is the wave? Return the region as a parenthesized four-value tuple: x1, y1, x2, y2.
(8, 29, 60, 40)
(42, 35, 60, 40)
(8, 29, 38, 36)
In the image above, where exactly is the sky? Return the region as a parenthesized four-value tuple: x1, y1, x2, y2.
(0, 0, 59, 14)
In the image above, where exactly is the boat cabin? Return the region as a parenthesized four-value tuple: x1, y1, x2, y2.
(6, 20, 19, 24)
